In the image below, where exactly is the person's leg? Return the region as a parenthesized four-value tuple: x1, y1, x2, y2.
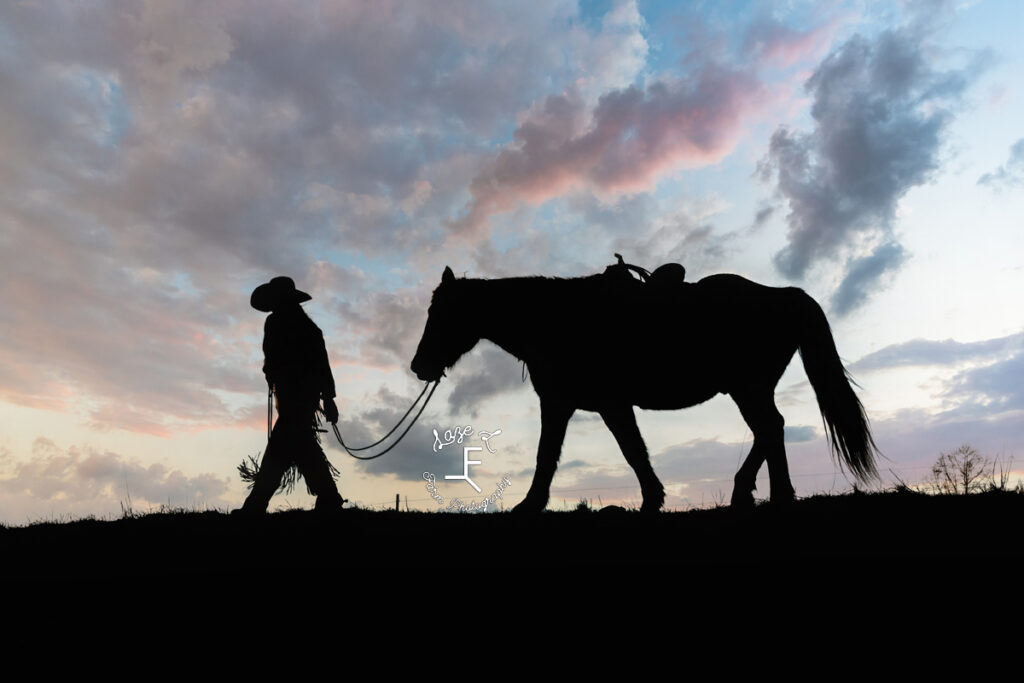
(285, 386, 343, 510)
(305, 452, 344, 510)
(239, 428, 290, 513)
(239, 385, 308, 513)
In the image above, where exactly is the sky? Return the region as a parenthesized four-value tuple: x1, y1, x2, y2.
(1, 0, 1023, 523)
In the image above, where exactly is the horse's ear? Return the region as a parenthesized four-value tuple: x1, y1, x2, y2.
(442, 266, 455, 283)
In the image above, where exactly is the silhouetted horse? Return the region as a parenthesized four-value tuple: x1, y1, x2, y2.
(411, 266, 879, 512)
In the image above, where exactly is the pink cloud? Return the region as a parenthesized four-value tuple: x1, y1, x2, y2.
(744, 15, 842, 69)
(452, 65, 766, 236)
(0, 219, 259, 434)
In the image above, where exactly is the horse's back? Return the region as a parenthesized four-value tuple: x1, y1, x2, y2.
(638, 273, 805, 399)
(689, 274, 805, 324)
(522, 270, 808, 409)
(694, 272, 794, 299)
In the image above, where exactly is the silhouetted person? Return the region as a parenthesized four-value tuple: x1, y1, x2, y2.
(237, 276, 344, 514)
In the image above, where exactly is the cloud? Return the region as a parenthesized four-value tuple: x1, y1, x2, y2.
(337, 381, 517, 486)
(333, 385, 439, 482)
(0, 233, 261, 434)
(743, 14, 839, 68)
(760, 16, 989, 313)
(569, 0, 649, 99)
(446, 346, 530, 417)
(852, 331, 1024, 372)
(563, 191, 655, 239)
(830, 241, 909, 315)
(613, 215, 734, 274)
(865, 406, 1024, 488)
(0, 438, 233, 518)
(944, 351, 1024, 414)
(849, 329, 1024, 420)
(544, 436, 800, 508)
(542, 438, 748, 502)
(750, 204, 776, 232)
(784, 425, 819, 443)
(652, 438, 753, 481)
(453, 64, 766, 237)
(336, 383, 509, 482)
(335, 287, 432, 370)
(1, 1, 657, 434)
(978, 138, 1024, 189)
(842, 329, 1024, 445)
(597, 191, 740, 274)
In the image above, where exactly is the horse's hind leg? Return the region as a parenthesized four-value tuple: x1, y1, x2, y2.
(600, 405, 665, 513)
(513, 398, 574, 513)
(730, 389, 794, 507)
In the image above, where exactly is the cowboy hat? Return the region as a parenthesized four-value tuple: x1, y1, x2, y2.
(250, 276, 312, 312)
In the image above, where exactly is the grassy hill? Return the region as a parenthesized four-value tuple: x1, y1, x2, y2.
(3, 489, 1022, 577)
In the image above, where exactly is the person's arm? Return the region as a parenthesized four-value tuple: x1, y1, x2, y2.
(318, 329, 339, 424)
(262, 315, 277, 389)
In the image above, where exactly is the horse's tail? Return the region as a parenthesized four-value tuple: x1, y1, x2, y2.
(794, 290, 880, 483)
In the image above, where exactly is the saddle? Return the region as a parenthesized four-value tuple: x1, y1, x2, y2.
(603, 254, 686, 288)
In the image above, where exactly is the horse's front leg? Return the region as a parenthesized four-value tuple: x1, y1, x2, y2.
(513, 398, 574, 513)
(600, 404, 665, 513)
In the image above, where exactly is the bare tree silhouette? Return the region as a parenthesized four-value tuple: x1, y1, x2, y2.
(929, 444, 993, 495)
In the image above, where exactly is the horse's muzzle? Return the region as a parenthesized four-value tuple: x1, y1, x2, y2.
(411, 358, 441, 383)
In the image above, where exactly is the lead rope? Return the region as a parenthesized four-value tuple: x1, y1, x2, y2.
(330, 380, 440, 460)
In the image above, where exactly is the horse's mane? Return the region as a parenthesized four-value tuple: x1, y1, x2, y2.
(443, 271, 658, 313)
(448, 272, 633, 293)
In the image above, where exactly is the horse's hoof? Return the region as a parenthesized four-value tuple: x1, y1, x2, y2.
(512, 499, 546, 514)
(730, 491, 755, 509)
(639, 488, 665, 514)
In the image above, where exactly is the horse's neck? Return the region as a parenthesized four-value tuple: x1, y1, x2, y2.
(466, 278, 553, 361)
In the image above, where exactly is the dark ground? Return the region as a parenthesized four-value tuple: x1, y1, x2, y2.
(3, 489, 1022, 577)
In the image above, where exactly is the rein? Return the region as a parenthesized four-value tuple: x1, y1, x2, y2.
(264, 381, 439, 461)
(329, 380, 440, 460)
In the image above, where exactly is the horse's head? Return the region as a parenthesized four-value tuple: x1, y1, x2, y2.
(411, 266, 480, 382)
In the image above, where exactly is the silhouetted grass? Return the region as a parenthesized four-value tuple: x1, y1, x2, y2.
(3, 488, 1022, 577)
